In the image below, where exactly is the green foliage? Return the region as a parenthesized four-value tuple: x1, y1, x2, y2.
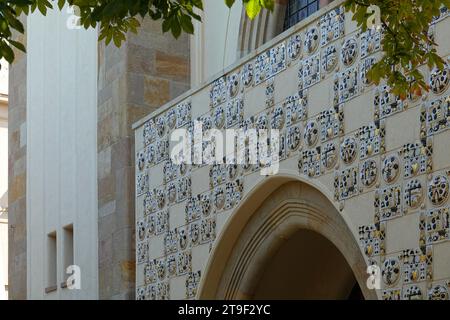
(344, 0, 450, 98)
(1, 0, 449, 99)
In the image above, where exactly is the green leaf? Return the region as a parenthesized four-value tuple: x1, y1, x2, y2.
(245, 0, 261, 19)
(9, 40, 26, 52)
(224, 0, 235, 8)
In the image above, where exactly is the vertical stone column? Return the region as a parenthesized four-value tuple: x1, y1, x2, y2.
(97, 18, 190, 299)
(8, 20, 27, 300)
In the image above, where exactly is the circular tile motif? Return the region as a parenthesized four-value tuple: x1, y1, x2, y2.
(288, 34, 302, 60)
(382, 155, 400, 183)
(341, 37, 358, 67)
(304, 26, 319, 55)
(360, 159, 378, 187)
(430, 64, 449, 95)
(428, 175, 450, 206)
(322, 142, 337, 169)
(340, 137, 357, 164)
(304, 120, 319, 147)
(381, 258, 401, 286)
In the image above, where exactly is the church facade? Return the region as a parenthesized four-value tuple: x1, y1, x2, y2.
(9, 0, 450, 300)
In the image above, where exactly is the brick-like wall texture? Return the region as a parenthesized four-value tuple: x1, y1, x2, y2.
(8, 20, 27, 300)
(97, 18, 190, 299)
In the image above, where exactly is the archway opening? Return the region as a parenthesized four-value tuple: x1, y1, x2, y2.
(253, 229, 364, 300)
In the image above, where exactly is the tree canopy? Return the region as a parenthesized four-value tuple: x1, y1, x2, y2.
(2, 0, 450, 98)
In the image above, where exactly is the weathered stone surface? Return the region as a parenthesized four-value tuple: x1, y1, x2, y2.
(97, 17, 190, 300)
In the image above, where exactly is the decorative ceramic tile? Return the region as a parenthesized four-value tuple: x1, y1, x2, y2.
(420, 95, 450, 138)
(356, 121, 385, 160)
(382, 288, 401, 300)
(420, 207, 450, 245)
(213, 186, 225, 211)
(400, 140, 433, 178)
(189, 221, 200, 247)
(360, 29, 381, 58)
(286, 124, 302, 154)
(360, 158, 378, 188)
(269, 41, 286, 76)
(155, 115, 166, 138)
(317, 104, 344, 142)
(137, 217, 147, 242)
(145, 144, 155, 167)
(213, 104, 225, 129)
(256, 112, 268, 130)
(144, 260, 157, 284)
(166, 108, 177, 130)
(241, 62, 254, 89)
(136, 287, 146, 300)
(137, 241, 149, 265)
(304, 120, 319, 147)
(428, 174, 450, 206)
(226, 96, 244, 128)
(227, 71, 240, 99)
(210, 77, 227, 107)
(164, 229, 179, 255)
(321, 44, 339, 74)
(225, 179, 243, 210)
(300, 147, 321, 178)
(186, 271, 201, 299)
(374, 85, 404, 120)
(210, 164, 226, 188)
(176, 101, 191, 128)
(334, 166, 359, 200)
(176, 176, 191, 203)
(341, 37, 358, 67)
(285, 91, 308, 126)
(144, 190, 157, 215)
(155, 209, 169, 235)
(359, 56, 376, 87)
(381, 256, 401, 286)
(265, 77, 275, 107)
(155, 139, 169, 164)
(156, 257, 166, 281)
(147, 214, 155, 237)
(402, 247, 432, 284)
(200, 216, 216, 244)
(255, 51, 270, 85)
(429, 63, 449, 95)
(382, 154, 401, 184)
(146, 284, 157, 300)
(403, 179, 424, 211)
(270, 104, 285, 130)
(176, 250, 192, 276)
(321, 142, 338, 170)
(156, 281, 170, 300)
(178, 226, 188, 251)
(375, 185, 402, 222)
(299, 53, 320, 89)
(166, 181, 177, 205)
(136, 172, 149, 196)
(320, 6, 345, 47)
(340, 136, 358, 164)
(358, 223, 386, 257)
(200, 192, 212, 216)
(427, 283, 449, 300)
(334, 65, 359, 104)
(287, 33, 302, 61)
(137, 150, 145, 172)
(402, 285, 423, 300)
(143, 119, 157, 146)
(304, 26, 320, 55)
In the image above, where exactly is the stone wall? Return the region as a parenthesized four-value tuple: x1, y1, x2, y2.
(133, 0, 450, 300)
(8, 19, 27, 300)
(97, 18, 190, 299)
